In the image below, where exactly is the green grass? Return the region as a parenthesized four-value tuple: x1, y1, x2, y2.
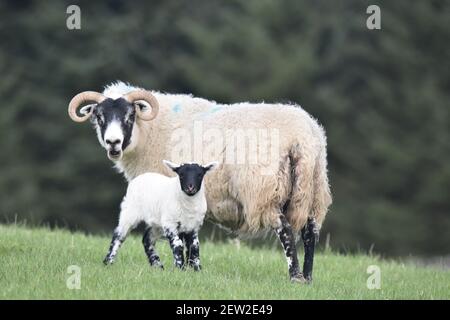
(0, 224, 448, 299)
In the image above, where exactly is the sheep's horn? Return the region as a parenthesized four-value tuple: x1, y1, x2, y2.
(68, 91, 106, 122)
(123, 90, 159, 121)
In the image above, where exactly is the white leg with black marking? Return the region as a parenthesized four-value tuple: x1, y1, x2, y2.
(103, 225, 130, 265)
(142, 227, 164, 269)
(301, 217, 319, 283)
(103, 198, 138, 265)
(274, 214, 305, 283)
(164, 228, 185, 269)
(182, 231, 201, 271)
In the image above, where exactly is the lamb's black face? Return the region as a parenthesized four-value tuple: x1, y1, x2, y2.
(84, 98, 136, 160)
(163, 160, 218, 196)
(175, 164, 208, 196)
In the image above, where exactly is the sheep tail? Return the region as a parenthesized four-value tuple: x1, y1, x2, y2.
(285, 143, 331, 233)
(311, 147, 332, 229)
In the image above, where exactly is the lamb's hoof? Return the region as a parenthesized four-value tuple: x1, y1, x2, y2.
(290, 274, 308, 284)
(192, 265, 202, 272)
(103, 256, 114, 265)
(175, 264, 186, 271)
(152, 262, 164, 270)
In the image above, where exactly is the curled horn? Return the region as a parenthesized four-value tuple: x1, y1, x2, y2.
(68, 91, 106, 122)
(123, 90, 159, 121)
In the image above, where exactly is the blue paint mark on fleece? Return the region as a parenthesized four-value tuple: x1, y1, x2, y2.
(209, 106, 223, 113)
(195, 105, 224, 120)
(172, 103, 182, 113)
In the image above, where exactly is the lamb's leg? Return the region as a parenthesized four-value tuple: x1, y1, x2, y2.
(274, 214, 306, 283)
(103, 224, 131, 265)
(164, 228, 185, 269)
(142, 227, 164, 269)
(183, 231, 201, 271)
(301, 217, 319, 283)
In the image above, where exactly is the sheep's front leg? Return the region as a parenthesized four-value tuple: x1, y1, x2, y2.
(142, 227, 164, 269)
(164, 228, 185, 269)
(274, 214, 306, 283)
(301, 217, 319, 283)
(103, 224, 130, 265)
(182, 231, 201, 271)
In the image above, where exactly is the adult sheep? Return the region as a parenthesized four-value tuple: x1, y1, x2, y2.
(68, 81, 332, 283)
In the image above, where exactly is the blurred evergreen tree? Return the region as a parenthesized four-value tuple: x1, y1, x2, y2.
(0, 0, 448, 256)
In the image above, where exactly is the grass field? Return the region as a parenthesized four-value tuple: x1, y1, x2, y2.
(0, 224, 448, 299)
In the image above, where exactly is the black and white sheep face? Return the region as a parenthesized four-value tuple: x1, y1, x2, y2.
(69, 88, 159, 162)
(81, 98, 137, 161)
(163, 160, 218, 196)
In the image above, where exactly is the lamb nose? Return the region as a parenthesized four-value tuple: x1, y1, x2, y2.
(188, 184, 194, 191)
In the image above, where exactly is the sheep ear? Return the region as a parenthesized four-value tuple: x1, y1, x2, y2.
(163, 160, 180, 172)
(203, 161, 219, 172)
(79, 104, 96, 116)
(134, 100, 150, 111)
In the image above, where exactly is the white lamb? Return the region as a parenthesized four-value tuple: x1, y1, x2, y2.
(103, 160, 218, 270)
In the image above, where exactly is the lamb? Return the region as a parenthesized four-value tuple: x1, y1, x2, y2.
(68, 81, 332, 283)
(103, 160, 218, 270)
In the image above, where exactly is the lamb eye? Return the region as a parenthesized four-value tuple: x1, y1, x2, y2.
(97, 115, 104, 125)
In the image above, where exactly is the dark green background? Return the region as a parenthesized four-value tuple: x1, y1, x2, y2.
(0, 0, 448, 257)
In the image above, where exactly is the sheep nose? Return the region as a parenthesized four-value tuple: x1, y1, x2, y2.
(106, 138, 121, 146)
(187, 184, 194, 191)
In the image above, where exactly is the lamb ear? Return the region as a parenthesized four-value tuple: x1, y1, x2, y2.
(163, 160, 180, 172)
(79, 104, 96, 116)
(203, 161, 219, 172)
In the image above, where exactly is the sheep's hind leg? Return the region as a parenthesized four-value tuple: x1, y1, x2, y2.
(182, 231, 201, 271)
(301, 217, 319, 283)
(164, 228, 185, 269)
(274, 214, 306, 283)
(103, 225, 130, 265)
(142, 227, 164, 269)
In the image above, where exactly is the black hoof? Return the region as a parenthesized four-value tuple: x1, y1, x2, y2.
(151, 262, 164, 270)
(192, 265, 202, 272)
(175, 264, 186, 271)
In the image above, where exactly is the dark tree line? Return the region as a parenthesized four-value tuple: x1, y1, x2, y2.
(0, 0, 448, 256)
